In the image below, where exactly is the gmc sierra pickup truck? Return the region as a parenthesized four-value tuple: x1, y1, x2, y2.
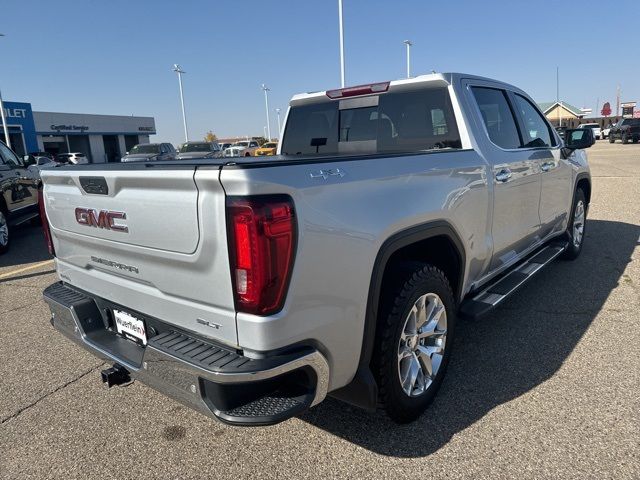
(39, 73, 593, 426)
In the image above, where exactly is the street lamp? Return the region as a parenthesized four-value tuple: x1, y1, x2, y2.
(172, 64, 189, 142)
(275, 108, 282, 139)
(0, 33, 10, 149)
(403, 40, 413, 79)
(261, 84, 272, 141)
(338, 0, 346, 87)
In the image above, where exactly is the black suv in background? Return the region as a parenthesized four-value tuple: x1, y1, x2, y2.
(608, 118, 640, 144)
(0, 141, 40, 254)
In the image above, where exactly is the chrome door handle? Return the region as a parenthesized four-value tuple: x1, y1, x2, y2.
(495, 169, 512, 182)
(540, 161, 554, 172)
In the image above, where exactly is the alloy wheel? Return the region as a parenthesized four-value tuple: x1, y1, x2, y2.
(397, 292, 447, 397)
(573, 200, 585, 248)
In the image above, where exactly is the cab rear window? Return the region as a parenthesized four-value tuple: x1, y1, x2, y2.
(281, 87, 461, 156)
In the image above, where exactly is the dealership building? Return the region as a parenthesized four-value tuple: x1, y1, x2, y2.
(1, 100, 156, 162)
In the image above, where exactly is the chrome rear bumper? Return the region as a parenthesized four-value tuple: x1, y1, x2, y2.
(43, 282, 329, 426)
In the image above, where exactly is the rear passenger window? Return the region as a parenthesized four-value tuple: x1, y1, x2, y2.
(280, 87, 461, 156)
(377, 88, 461, 153)
(472, 87, 521, 150)
(512, 94, 555, 148)
(281, 103, 339, 155)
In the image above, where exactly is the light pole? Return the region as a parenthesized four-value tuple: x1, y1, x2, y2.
(556, 66, 562, 128)
(338, 0, 345, 87)
(275, 108, 282, 139)
(261, 84, 272, 141)
(0, 34, 10, 149)
(403, 40, 413, 79)
(173, 64, 189, 142)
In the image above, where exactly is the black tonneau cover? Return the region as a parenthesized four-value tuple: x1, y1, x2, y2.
(43, 148, 467, 171)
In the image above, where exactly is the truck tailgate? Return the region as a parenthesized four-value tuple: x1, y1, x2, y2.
(40, 167, 237, 346)
(45, 169, 200, 253)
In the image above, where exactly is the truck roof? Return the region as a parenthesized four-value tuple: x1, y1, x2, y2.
(290, 72, 524, 105)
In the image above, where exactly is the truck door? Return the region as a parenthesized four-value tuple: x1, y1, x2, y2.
(468, 85, 542, 272)
(509, 93, 572, 239)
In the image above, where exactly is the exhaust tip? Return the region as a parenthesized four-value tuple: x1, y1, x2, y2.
(101, 364, 131, 388)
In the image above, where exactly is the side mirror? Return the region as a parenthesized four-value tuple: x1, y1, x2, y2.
(565, 128, 594, 150)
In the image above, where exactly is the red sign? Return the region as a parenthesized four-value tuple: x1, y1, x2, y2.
(601, 102, 612, 117)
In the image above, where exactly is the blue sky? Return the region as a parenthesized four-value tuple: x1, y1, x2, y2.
(2, 0, 638, 145)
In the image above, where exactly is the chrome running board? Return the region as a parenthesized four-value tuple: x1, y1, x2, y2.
(459, 241, 568, 319)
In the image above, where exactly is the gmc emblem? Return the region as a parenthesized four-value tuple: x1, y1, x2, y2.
(75, 208, 128, 233)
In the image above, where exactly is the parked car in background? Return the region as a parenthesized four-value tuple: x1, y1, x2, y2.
(555, 126, 567, 140)
(578, 123, 602, 140)
(23, 154, 56, 183)
(255, 141, 278, 156)
(219, 142, 232, 151)
(121, 143, 177, 162)
(224, 140, 260, 157)
(29, 151, 55, 161)
(34, 156, 55, 166)
(176, 141, 221, 159)
(55, 152, 89, 164)
(0, 141, 40, 254)
(608, 118, 640, 144)
(601, 125, 611, 139)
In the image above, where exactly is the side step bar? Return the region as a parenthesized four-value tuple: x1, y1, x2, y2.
(459, 241, 568, 319)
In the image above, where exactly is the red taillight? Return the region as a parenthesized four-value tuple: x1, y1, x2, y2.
(37, 188, 55, 256)
(227, 196, 296, 315)
(326, 81, 390, 99)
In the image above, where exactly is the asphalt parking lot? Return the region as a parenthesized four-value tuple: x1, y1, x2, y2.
(1, 141, 638, 479)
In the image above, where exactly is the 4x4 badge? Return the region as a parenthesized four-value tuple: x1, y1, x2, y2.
(309, 168, 345, 180)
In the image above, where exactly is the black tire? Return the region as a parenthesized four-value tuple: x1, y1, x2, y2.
(609, 135, 615, 143)
(633, 137, 638, 144)
(622, 133, 629, 144)
(562, 188, 587, 260)
(373, 264, 456, 423)
(0, 208, 10, 255)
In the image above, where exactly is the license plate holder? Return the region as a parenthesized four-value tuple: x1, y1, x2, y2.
(114, 309, 147, 346)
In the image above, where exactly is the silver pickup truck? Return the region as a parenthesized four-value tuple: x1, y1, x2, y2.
(39, 73, 593, 426)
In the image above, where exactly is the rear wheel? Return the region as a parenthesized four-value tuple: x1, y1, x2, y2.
(622, 133, 629, 144)
(609, 134, 615, 143)
(562, 188, 587, 260)
(0, 209, 10, 255)
(373, 264, 456, 423)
